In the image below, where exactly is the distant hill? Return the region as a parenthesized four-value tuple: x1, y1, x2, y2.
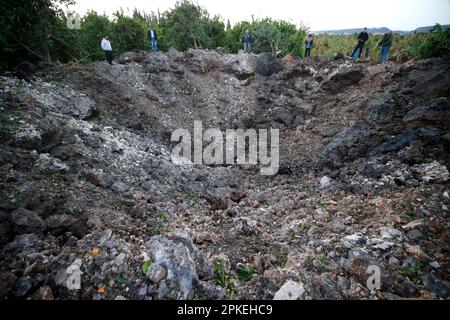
(413, 25, 450, 33)
(313, 27, 391, 35)
(314, 25, 450, 35)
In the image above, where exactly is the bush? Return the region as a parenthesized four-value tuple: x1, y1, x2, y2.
(417, 24, 450, 58)
(1, 1, 449, 71)
(223, 18, 307, 55)
(78, 11, 112, 61)
(0, 0, 79, 68)
(109, 11, 147, 55)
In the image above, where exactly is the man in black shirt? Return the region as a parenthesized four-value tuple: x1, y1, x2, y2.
(351, 27, 369, 58)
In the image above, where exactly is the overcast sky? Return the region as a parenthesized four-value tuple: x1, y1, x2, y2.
(70, 0, 450, 31)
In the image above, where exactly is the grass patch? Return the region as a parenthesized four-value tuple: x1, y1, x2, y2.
(141, 261, 152, 275)
(182, 189, 199, 202)
(236, 263, 257, 282)
(213, 259, 233, 289)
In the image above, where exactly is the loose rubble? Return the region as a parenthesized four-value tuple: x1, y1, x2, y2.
(0, 50, 449, 300)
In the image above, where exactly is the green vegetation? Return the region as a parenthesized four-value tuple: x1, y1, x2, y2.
(156, 211, 168, 221)
(181, 189, 199, 202)
(347, 207, 357, 216)
(141, 260, 152, 275)
(213, 259, 233, 288)
(235, 263, 257, 282)
(314, 25, 450, 61)
(1, 1, 449, 71)
(213, 259, 258, 299)
(0, 113, 21, 134)
(115, 193, 135, 207)
(395, 262, 424, 284)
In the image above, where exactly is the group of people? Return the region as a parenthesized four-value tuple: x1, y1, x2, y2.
(101, 27, 394, 65)
(100, 27, 158, 65)
(349, 27, 393, 63)
(306, 27, 393, 63)
(242, 27, 394, 63)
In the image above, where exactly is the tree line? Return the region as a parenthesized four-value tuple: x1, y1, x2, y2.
(0, 0, 449, 70)
(0, 0, 307, 69)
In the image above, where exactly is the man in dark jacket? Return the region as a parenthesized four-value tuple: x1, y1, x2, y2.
(351, 27, 369, 58)
(379, 31, 393, 63)
(305, 34, 314, 57)
(148, 28, 158, 53)
(242, 30, 254, 53)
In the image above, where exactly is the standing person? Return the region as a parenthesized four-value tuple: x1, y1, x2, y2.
(351, 27, 369, 59)
(148, 27, 158, 53)
(379, 31, 393, 63)
(242, 30, 253, 54)
(101, 35, 113, 65)
(304, 34, 314, 57)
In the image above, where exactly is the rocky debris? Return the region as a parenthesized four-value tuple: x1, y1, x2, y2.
(12, 276, 32, 298)
(275, 110, 295, 126)
(380, 227, 403, 240)
(364, 94, 396, 124)
(343, 233, 366, 246)
(403, 97, 450, 127)
(273, 280, 305, 300)
(0, 272, 17, 298)
(221, 53, 255, 79)
(31, 285, 54, 300)
(147, 264, 166, 284)
(13, 124, 42, 149)
(4, 234, 42, 254)
(429, 261, 440, 269)
(344, 249, 389, 288)
(372, 128, 416, 155)
(145, 235, 213, 299)
(402, 219, 424, 231)
(143, 53, 171, 73)
(422, 273, 450, 299)
(321, 65, 366, 93)
(319, 176, 332, 189)
(35, 153, 69, 173)
(0, 51, 449, 301)
(405, 58, 450, 100)
(255, 53, 283, 76)
(110, 181, 129, 194)
(19, 80, 96, 120)
(321, 124, 371, 166)
(411, 161, 449, 183)
(117, 51, 147, 65)
(10, 208, 46, 234)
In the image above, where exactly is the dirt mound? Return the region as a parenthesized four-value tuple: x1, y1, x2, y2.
(0, 50, 449, 300)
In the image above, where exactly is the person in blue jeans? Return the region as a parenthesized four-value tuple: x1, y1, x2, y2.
(242, 30, 253, 53)
(148, 28, 158, 53)
(304, 34, 314, 57)
(378, 31, 393, 63)
(351, 28, 369, 59)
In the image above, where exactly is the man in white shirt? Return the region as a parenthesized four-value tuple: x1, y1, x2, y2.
(101, 35, 113, 65)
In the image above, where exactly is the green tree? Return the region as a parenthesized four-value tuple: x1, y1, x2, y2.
(0, 0, 77, 68)
(78, 11, 111, 61)
(203, 15, 226, 49)
(160, 0, 208, 50)
(109, 11, 146, 55)
(223, 18, 307, 55)
(223, 21, 251, 53)
(251, 18, 281, 54)
(418, 24, 450, 58)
